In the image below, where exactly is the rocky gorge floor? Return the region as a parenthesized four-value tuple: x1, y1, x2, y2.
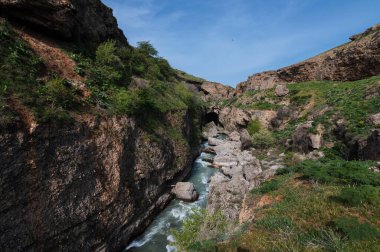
(200, 122, 286, 224)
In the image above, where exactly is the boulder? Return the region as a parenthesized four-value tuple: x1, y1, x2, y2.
(229, 131, 240, 142)
(202, 121, 218, 140)
(275, 84, 289, 97)
(171, 182, 199, 202)
(240, 129, 252, 150)
(292, 122, 323, 153)
(368, 113, 380, 125)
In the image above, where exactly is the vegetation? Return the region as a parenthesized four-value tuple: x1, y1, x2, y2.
(218, 157, 380, 251)
(0, 18, 203, 132)
(171, 208, 228, 251)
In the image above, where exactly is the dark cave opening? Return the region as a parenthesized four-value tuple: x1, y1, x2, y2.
(205, 112, 223, 127)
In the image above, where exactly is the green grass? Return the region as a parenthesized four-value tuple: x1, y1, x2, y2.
(216, 156, 380, 252)
(0, 19, 75, 126)
(288, 77, 380, 136)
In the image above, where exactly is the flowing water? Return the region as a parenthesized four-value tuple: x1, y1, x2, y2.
(125, 141, 217, 252)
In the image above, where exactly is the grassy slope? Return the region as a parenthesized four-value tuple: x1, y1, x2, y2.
(230, 76, 380, 142)
(214, 78, 380, 251)
(219, 158, 380, 251)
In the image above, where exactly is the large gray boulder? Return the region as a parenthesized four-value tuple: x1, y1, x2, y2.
(171, 182, 199, 202)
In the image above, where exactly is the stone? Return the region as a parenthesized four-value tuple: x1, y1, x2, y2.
(208, 137, 223, 146)
(368, 113, 380, 125)
(292, 122, 323, 153)
(240, 129, 253, 150)
(275, 84, 289, 97)
(0, 0, 128, 47)
(171, 182, 199, 202)
(199, 81, 234, 100)
(203, 146, 216, 154)
(202, 121, 218, 140)
(229, 131, 241, 142)
(309, 134, 322, 149)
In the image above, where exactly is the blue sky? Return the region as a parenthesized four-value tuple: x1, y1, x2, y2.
(103, 0, 380, 86)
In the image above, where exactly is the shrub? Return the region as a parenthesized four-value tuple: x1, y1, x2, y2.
(293, 159, 379, 186)
(247, 119, 261, 135)
(334, 217, 380, 240)
(251, 130, 275, 149)
(337, 185, 380, 206)
(171, 208, 227, 251)
(43, 79, 77, 109)
(92, 40, 127, 87)
(259, 179, 280, 193)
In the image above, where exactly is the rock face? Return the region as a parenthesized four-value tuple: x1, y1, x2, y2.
(199, 81, 235, 100)
(237, 24, 380, 92)
(171, 182, 199, 202)
(209, 107, 277, 132)
(355, 130, 380, 161)
(292, 121, 323, 153)
(206, 131, 283, 221)
(0, 0, 128, 46)
(0, 111, 198, 251)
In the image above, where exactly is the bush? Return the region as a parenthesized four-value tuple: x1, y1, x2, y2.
(293, 159, 379, 186)
(171, 208, 227, 251)
(337, 185, 380, 206)
(334, 217, 380, 240)
(247, 119, 261, 135)
(251, 130, 275, 149)
(251, 179, 281, 197)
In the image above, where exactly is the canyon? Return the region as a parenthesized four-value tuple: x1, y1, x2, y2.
(0, 0, 380, 251)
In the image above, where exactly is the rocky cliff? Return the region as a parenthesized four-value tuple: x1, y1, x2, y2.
(0, 111, 198, 251)
(0, 1, 202, 251)
(237, 24, 380, 92)
(0, 0, 128, 46)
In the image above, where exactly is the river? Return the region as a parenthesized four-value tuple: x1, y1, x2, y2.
(125, 141, 217, 252)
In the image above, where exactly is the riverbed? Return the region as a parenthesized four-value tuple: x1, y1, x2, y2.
(125, 141, 216, 252)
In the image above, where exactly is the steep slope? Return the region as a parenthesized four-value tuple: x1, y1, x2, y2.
(0, 2, 203, 251)
(237, 24, 380, 92)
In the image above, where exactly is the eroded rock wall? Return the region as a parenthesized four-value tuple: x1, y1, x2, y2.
(237, 24, 380, 92)
(0, 111, 198, 251)
(0, 0, 128, 46)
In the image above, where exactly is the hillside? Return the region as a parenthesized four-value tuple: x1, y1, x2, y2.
(237, 23, 380, 93)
